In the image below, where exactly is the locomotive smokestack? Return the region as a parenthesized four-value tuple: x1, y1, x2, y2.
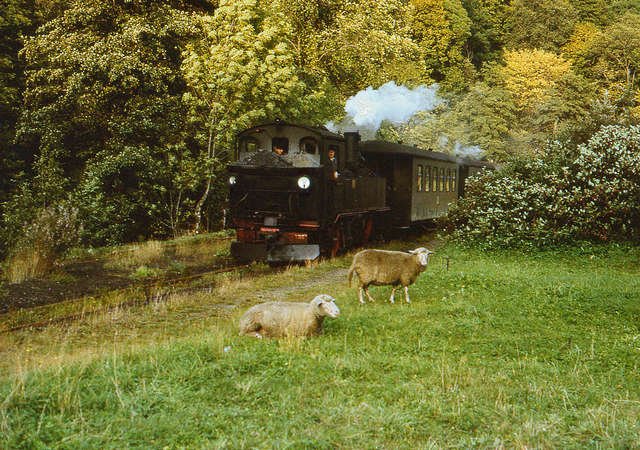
(344, 131, 361, 168)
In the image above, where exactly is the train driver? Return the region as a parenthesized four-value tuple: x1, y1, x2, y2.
(328, 148, 339, 180)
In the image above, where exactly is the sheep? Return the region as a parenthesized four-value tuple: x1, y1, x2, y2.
(238, 294, 340, 338)
(347, 247, 433, 304)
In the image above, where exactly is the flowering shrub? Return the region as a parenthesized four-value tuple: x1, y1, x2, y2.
(448, 125, 640, 248)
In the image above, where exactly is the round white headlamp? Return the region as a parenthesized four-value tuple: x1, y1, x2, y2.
(297, 176, 311, 189)
(228, 176, 237, 185)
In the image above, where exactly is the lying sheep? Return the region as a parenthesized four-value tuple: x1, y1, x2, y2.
(239, 294, 340, 338)
(347, 247, 433, 304)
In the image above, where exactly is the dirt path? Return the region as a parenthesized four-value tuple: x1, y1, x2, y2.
(252, 267, 350, 303)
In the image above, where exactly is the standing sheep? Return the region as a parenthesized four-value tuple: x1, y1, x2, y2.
(347, 247, 433, 304)
(239, 294, 340, 338)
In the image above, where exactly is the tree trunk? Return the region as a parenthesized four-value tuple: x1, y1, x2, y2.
(194, 115, 216, 234)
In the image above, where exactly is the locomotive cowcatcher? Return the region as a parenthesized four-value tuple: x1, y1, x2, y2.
(227, 121, 390, 263)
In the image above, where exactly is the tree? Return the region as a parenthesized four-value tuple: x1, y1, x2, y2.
(182, 0, 328, 232)
(591, 13, 640, 91)
(0, 0, 40, 257)
(461, 0, 508, 68)
(570, 0, 611, 25)
(505, 0, 579, 51)
(409, 0, 474, 90)
(565, 13, 640, 125)
(497, 49, 594, 154)
(14, 0, 207, 246)
(317, 0, 426, 96)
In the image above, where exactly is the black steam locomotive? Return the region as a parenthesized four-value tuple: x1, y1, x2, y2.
(227, 121, 490, 263)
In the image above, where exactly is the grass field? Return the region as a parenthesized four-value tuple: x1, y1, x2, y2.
(1, 241, 639, 448)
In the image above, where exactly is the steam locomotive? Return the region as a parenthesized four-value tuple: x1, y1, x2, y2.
(227, 121, 490, 263)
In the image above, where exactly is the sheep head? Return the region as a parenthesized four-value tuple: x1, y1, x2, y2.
(311, 294, 340, 318)
(408, 247, 434, 266)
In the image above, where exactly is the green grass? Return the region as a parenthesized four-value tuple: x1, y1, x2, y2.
(1, 243, 640, 448)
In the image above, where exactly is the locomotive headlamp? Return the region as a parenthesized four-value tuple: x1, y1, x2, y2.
(228, 176, 237, 185)
(297, 176, 311, 189)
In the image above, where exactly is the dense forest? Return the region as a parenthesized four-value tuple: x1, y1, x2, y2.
(2, 0, 640, 261)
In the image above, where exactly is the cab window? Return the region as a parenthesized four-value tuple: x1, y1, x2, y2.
(299, 137, 318, 155)
(417, 165, 423, 192)
(241, 137, 259, 153)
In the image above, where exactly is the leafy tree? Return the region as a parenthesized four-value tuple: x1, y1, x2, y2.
(13, 0, 208, 246)
(409, 0, 474, 90)
(500, 50, 574, 116)
(608, 0, 640, 17)
(496, 49, 593, 154)
(570, 0, 611, 25)
(590, 13, 640, 91)
(505, 0, 579, 51)
(565, 13, 640, 125)
(461, 0, 508, 68)
(182, 0, 331, 232)
(318, 0, 425, 96)
(0, 0, 41, 257)
(446, 81, 517, 160)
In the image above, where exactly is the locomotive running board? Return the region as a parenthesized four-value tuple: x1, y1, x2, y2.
(267, 244, 320, 263)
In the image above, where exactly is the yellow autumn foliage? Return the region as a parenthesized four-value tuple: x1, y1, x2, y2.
(500, 49, 573, 113)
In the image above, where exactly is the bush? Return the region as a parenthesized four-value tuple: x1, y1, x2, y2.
(448, 125, 640, 248)
(4, 202, 82, 283)
(75, 147, 170, 246)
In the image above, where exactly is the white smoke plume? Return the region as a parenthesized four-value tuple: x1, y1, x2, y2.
(454, 142, 483, 159)
(327, 81, 443, 137)
(327, 81, 486, 159)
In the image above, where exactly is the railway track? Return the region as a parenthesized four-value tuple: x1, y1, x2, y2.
(1, 261, 254, 334)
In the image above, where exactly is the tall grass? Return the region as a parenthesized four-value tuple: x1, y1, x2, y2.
(4, 248, 54, 284)
(3, 203, 81, 283)
(104, 240, 166, 270)
(1, 243, 639, 448)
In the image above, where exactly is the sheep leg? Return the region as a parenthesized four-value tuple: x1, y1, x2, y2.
(389, 286, 396, 304)
(358, 286, 365, 304)
(404, 286, 410, 303)
(364, 286, 376, 302)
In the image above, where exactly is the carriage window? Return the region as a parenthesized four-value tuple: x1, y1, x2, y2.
(425, 167, 431, 192)
(272, 137, 289, 155)
(440, 168, 446, 192)
(432, 166, 439, 191)
(299, 137, 318, 155)
(241, 137, 259, 153)
(417, 165, 423, 192)
(445, 169, 450, 192)
(452, 169, 457, 192)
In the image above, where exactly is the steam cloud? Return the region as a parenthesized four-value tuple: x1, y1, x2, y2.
(328, 81, 485, 158)
(327, 81, 443, 138)
(345, 81, 443, 132)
